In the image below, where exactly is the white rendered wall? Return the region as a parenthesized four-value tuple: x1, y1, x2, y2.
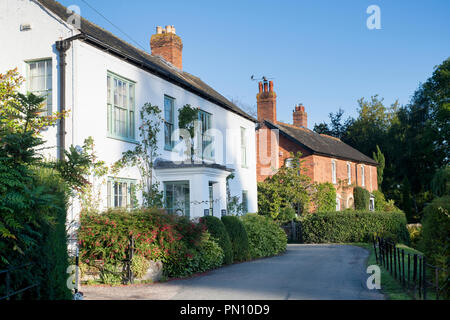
(0, 0, 258, 219)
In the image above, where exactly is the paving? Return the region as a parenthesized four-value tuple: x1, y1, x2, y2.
(81, 244, 385, 300)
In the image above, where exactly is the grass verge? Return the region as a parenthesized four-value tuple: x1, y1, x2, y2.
(353, 242, 414, 300)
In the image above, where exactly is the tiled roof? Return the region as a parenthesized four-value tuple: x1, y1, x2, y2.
(37, 0, 256, 122)
(265, 121, 378, 165)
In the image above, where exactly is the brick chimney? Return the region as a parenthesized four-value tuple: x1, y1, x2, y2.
(293, 104, 307, 128)
(257, 80, 277, 123)
(150, 25, 183, 70)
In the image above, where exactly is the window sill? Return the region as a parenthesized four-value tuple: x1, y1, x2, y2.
(107, 135, 138, 144)
(164, 145, 175, 152)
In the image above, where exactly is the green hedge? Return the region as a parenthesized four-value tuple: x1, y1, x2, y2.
(200, 216, 233, 264)
(301, 211, 410, 244)
(354, 186, 370, 210)
(241, 214, 287, 259)
(221, 216, 250, 262)
(32, 168, 72, 300)
(419, 196, 449, 298)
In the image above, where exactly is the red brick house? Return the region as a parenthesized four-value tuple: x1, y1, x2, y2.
(255, 80, 378, 211)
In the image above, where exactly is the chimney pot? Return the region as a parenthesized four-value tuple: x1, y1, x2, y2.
(257, 80, 277, 123)
(293, 104, 307, 128)
(151, 25, 183, 69)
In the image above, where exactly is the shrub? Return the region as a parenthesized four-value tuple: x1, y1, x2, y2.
(406, 224, 422, 249)
(197, 233, 224, 272)
(301, 211, 409, 244)
(373, 190, 401, 212)
(419, 196, 449, 298)
(354, 186, 370, 210)
(131, 255, 150, 279)
(221, 216, 250, 262)
(79, 209, 209, 280)
(200, 216, 233, 264)
(241, 214, 287, 259)
(31, 168, 72, 300)
(314, 182, 337, 212)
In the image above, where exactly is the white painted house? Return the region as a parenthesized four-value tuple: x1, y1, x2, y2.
(0, 0, 258, 227)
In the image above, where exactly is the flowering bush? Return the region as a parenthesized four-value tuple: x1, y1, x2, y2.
(78, 208, 210, 280)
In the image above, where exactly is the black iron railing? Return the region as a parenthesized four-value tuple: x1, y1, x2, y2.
(373, 236, 448, 300)
(0, 263, 39, 300)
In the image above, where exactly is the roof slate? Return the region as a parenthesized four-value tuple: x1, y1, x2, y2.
(37, 0, 256, 122)
(265, 121, 378, 165)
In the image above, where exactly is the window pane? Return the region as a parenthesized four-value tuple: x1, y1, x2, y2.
(129, 111, 134, 138)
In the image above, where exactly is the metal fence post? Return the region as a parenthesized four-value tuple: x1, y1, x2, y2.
(5, 269, 10, 301)
(407, 253, 410, 290)
(401, 249, 405, 288)
(393, 245, 397, 279)
(413, 254, 417, 299)
(435, 266, 439, 300)
(373, 236, 378, 264)
(418, 256, 422, 299)
(422, 256, 427, 300)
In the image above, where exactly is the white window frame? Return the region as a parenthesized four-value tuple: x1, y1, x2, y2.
(107, 72, 136, 142)
(26, 59, 52, 116)
(361, 165, 365, 187)
(369, 196, 375, 211)
(199, 110, 214, 160)
(347, 162, 352, 185)
(285, 158, 294, 168)
(164, 95, 175, 150)
(240, 127, 248, 167)
(107, 177, 137, 209)
(331, 160, 337, 184)
(336, 196, 341, 211)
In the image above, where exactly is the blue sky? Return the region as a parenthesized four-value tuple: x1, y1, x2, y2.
(59, 0, 450, 127)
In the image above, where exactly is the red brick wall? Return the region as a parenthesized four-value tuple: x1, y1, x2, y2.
(150, 33, 183, 69)
(255, 127, 379, 209)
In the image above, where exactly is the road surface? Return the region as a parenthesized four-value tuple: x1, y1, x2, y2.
(81, 244, 385, 300)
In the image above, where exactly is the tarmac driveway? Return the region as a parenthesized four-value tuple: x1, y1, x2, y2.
(81, 244, 385, 300)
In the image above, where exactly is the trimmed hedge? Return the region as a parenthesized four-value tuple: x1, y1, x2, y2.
(241, 214, 287, 259)
(301, 211, 409, 244)
(221, 216, 250, 262)
(200, 216, 233, 264)
(354, 186, 370, 210)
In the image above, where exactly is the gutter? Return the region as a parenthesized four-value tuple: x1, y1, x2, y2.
(55, 34, 82, 160)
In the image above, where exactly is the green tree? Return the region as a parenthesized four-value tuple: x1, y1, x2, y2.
(258, 152, 314, 221)
(372, 145, 385, 188)
(178, 104, 198, 162)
